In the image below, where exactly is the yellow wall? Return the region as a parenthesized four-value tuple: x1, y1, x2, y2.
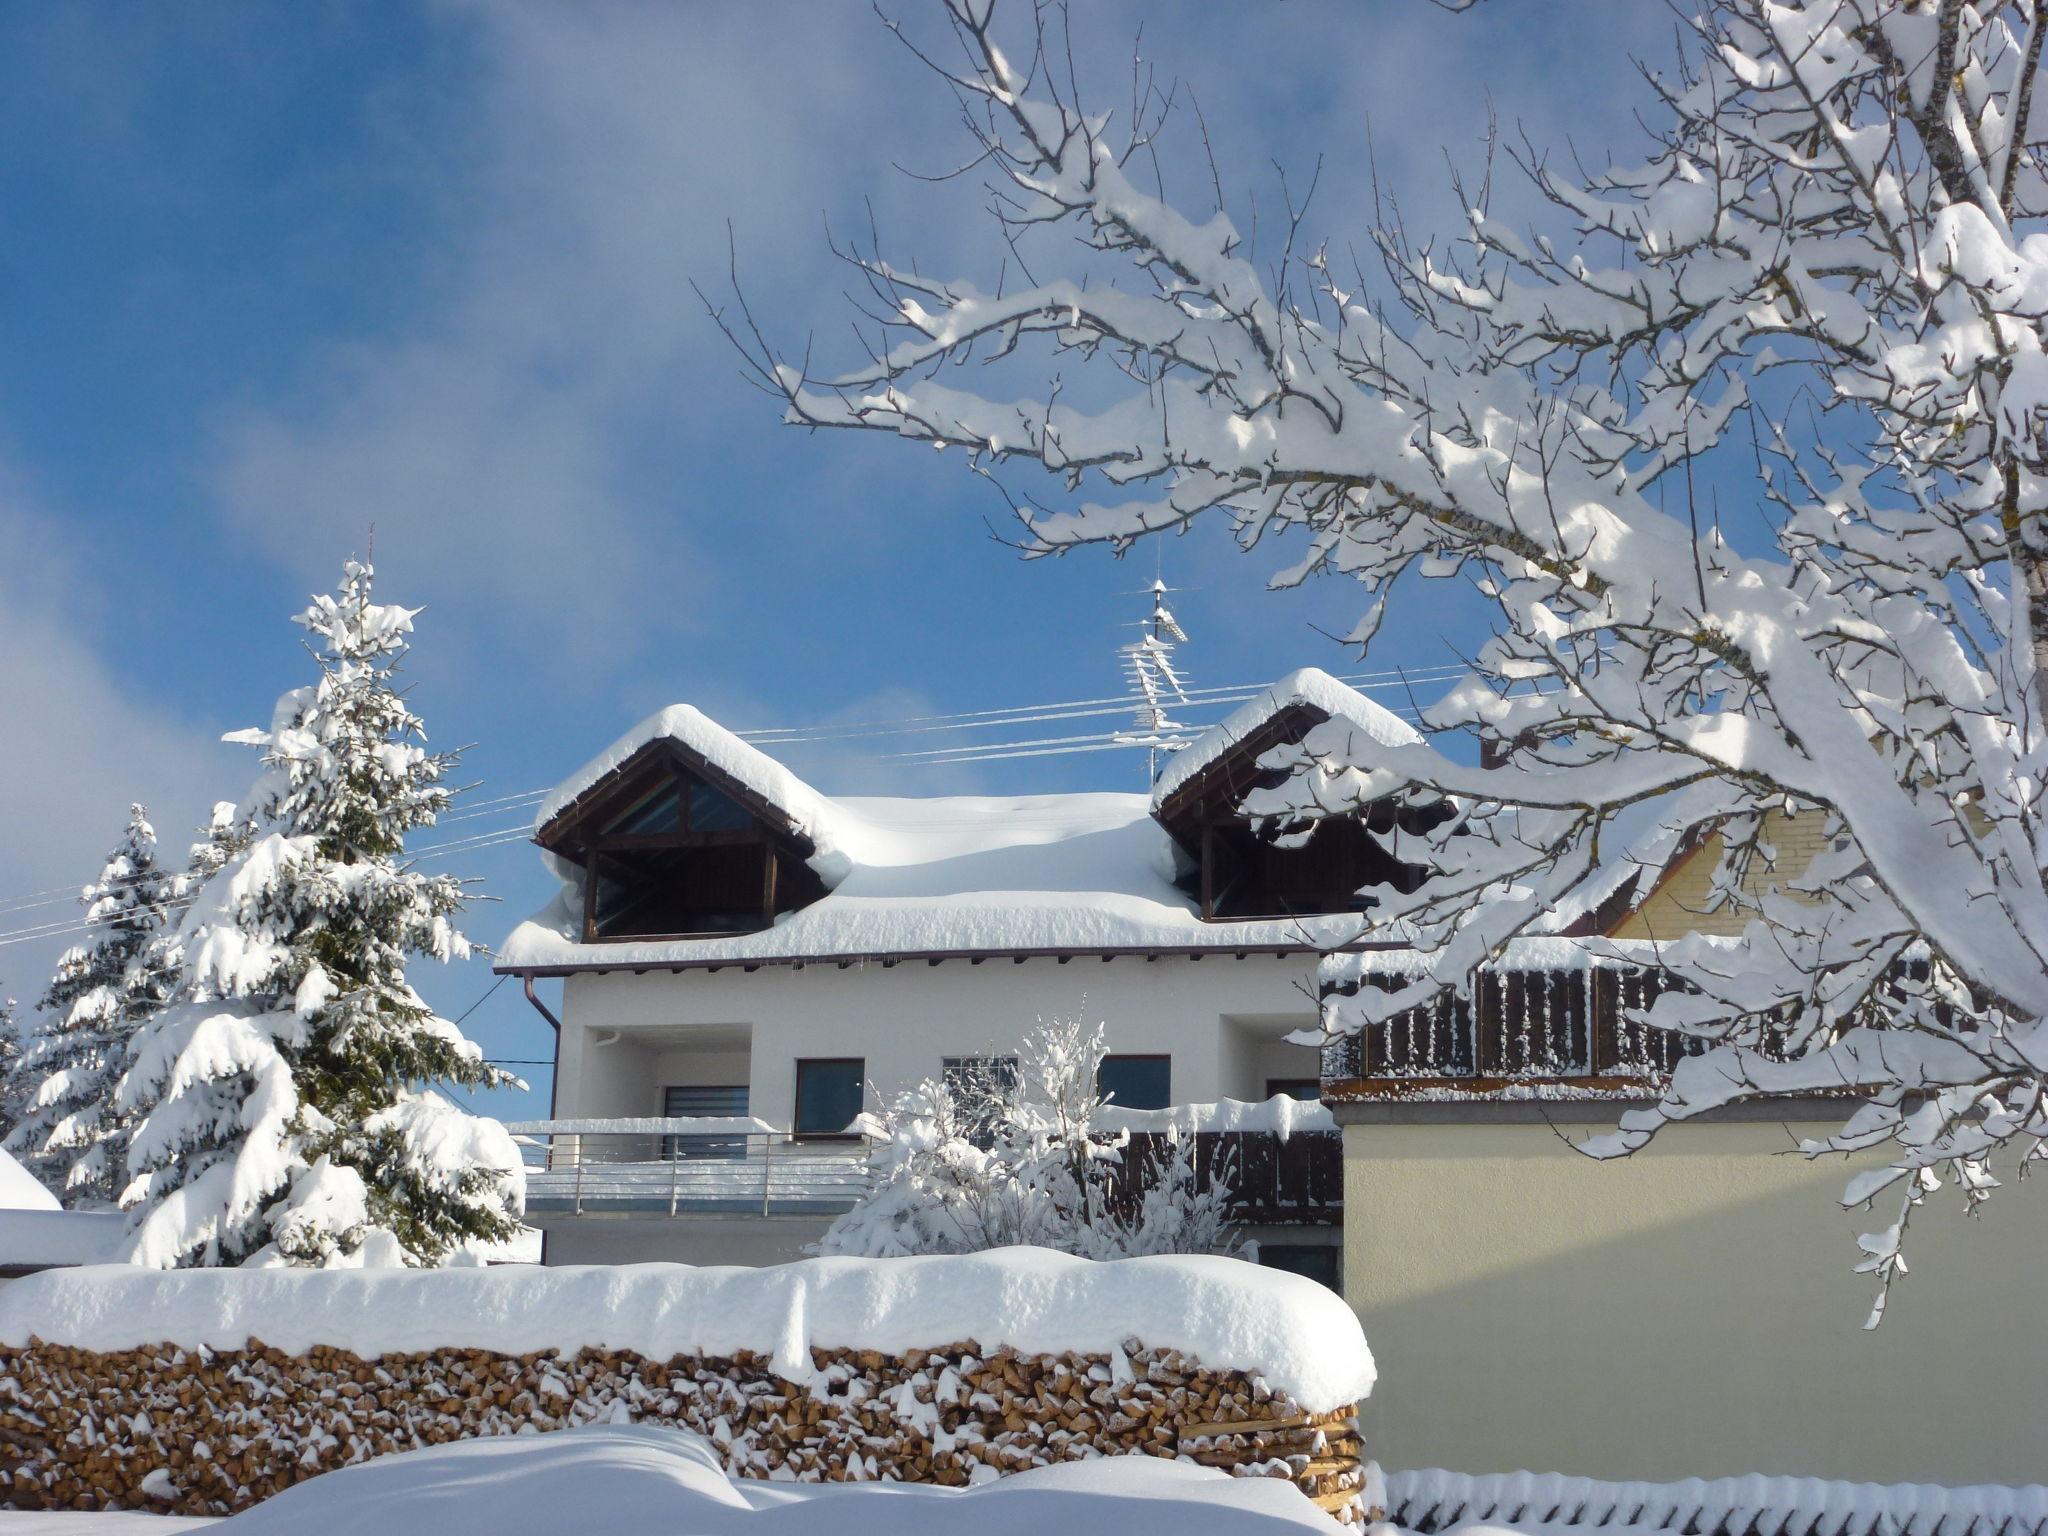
(1609, 806, 1835, 941)
(1342, 1117, 2048, 1484)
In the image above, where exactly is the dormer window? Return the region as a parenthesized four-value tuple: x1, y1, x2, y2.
(534, 740, 827, 943)
(1150, 674, 1449, 923)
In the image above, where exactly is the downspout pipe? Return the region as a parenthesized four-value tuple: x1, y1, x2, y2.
(519, 972, 564, 1268)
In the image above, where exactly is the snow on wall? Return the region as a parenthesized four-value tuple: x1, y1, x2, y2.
(0, 1249, 1373, 1410)
(1095, 1095, 1336, 1139)
(1152, 668, 1423, 811)
(1384, 1467, 2048, 1536)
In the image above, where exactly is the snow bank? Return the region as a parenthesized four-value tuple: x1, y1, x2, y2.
(0, 1152, 59, 1213)
(1153, 668, 1422, 810)
(216, 1422, 1341, 1536)
(1384, 1468, 2048, 1536)
(533, 705, 855, 882)
(0, 1249, 1372, 1410)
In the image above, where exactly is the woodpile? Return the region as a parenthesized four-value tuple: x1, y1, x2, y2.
(0, 1337, 1369, 1522)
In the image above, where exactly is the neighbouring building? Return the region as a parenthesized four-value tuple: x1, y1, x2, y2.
(496, 668, 2047, 1488)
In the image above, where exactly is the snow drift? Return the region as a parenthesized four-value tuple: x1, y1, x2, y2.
(214, 1422, 1344, 1535)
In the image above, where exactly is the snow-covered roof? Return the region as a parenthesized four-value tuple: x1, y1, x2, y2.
(1151, 667, 1423, 812)
(0, 1151, 60, 1212)
(534, 704, 856, 883)
(0, 1209, 125, 1272)
(1540, 780, 1730, 934)
(500, 790, 1382, 971)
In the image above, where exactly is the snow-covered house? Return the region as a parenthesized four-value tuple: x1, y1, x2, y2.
(495, 668, 1440, 1275)
(500, 669, 2047, 1490)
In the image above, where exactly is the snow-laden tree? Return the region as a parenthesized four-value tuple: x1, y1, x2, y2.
(736, 0, 2048, 1307)
(0, 993, 25, 1144)
(119, 559, 524, 1267)
(6, 806, 182, 1205)
(817, 1017, 1237, 1259)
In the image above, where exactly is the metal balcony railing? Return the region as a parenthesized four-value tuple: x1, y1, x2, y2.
(506, 1119, 875, 1216)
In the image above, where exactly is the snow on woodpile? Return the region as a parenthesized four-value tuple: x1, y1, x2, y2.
(0, 1254, 1374, 1520)
(0, 1249, 1373, 1409)
(1384, 1467, 2048, 1536)
(534, 704, 856, 881)
(1151, 668, 1422, 811)
(218, 1423, 1347, 1536)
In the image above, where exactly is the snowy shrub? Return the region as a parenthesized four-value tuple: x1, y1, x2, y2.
(817, 1017, 1238, 1260)
(117, 559, 523, 1268)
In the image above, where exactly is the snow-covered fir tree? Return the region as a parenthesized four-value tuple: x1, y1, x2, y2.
(0, 993, 25, 1144)
(119, 559, 523, 1267)
(5, 806, 182, 1205)
(740, 0, 2048, 1305)
(817, 1017, 1237, 1260)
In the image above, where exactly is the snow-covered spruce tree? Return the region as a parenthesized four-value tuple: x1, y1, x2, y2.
(737, 1, 2048, 1304)
(6, 806, 182, 1204)
(816, 1017, 1237, 1259)
(119, 560, 523, 1267)
(0, 992, 25, 1144)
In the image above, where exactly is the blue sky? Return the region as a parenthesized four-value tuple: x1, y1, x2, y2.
(0, 2, 1677, 1119)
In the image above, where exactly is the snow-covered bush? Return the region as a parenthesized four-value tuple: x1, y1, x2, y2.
(736, 0, 2048, 1307)
(5, 806, 182, 1205)
(118, 559, 523, 1268)
(817, 1017, 1237, 1259)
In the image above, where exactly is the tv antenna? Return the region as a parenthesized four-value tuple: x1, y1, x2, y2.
(1115, 578, 1197, 779)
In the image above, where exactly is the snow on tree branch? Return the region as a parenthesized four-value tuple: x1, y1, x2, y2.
(731, 0, 2048, 1308)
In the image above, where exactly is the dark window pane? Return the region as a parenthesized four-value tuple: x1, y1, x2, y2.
(1097, 1055, 1171, 1111)
(688, 779, 753, 832)
(602, 781, 680, 836)
(795, 1059, 864, 1135)
(1266, 1078, 1321, 1101)
(662, 1085, 749, 1160)
(1258, 1243, 1339, 1290)
(942, 1057, 1018, 1147)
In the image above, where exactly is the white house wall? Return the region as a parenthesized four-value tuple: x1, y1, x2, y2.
(553, 954, 1325, 1125)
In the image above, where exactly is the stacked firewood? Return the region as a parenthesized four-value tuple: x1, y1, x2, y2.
(0, 1337, 1369, 1522)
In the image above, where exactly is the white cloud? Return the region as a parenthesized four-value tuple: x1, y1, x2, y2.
(0, 476, 241, 1004)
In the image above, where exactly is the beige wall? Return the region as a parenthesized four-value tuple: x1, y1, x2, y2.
(1342, 1116, 2047, 1484)
(1611, 806, 1834, 941)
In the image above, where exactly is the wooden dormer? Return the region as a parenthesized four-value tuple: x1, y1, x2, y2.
(1153, 700, 1449, 922)
(534, 739, 829, 942)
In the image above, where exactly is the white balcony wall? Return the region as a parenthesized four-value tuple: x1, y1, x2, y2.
(551, 953, 1321, 1126)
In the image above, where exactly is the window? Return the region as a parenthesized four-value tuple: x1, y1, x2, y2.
(942, 1056, 1018, 1146)
(1258, 1243, 1340, 1290)
(662, 1085, 748, 1160)
(1096, 1055, 1171, 1111)
(1265, 1078, 1321, 1102)
(942, 1055, 1019, 1099)
(794, 1058, 865, 1137)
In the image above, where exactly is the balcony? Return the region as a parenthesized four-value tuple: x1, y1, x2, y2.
(508, 1119, 875, 1217)
(511, 1114, 1340, 1225)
